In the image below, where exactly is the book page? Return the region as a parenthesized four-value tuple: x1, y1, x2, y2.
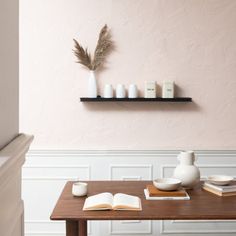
(113, 193, 141, 210)
(83, 192, 113, 210)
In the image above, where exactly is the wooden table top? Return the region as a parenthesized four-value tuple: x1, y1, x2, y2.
(50, 181, 236, 221)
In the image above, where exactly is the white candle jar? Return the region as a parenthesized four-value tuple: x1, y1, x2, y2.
(104, 84, 113, 98)
(162, 81, 174, 98)
(116, 84, 126, 98)
(72, 182, 88, 197)
(145, 81, 156, 98)
(128, 84, 138, 98)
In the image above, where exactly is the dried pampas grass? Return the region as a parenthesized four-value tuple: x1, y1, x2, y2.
(73, 24, 113, 71)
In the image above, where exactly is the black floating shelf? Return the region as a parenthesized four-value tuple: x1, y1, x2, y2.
(80, 97, 192, 102)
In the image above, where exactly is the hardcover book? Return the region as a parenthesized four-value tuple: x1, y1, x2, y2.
(144, 189, 190, 200)
(204, 182, 236, 193)
(146, 185, 187, 197)
(202, 185, 236, 197)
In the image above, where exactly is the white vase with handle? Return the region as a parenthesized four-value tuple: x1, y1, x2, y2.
(173, 151, 200, 189)
(88, 70, 97, 98)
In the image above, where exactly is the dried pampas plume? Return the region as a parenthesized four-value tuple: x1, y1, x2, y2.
(73, 24, 113, 71)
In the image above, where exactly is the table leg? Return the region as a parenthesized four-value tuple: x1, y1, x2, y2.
(66, 220, 87, 236)
(79, 220, 87, 236)
(66, 220, 78, 236)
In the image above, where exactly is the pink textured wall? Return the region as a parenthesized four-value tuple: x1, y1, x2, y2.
(20, 0, 236, 150)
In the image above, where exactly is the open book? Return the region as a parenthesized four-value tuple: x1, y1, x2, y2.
(83, 192, 142, 211)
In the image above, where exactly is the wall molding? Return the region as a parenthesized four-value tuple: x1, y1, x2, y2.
(27, 149, 236, 157)
(23, 165, 91, 181)
(27, 150, 179, 157)
(161, 164, 236, 178)
(25, 232, 64, 236)
(25, 220, 91, 236)
(109, 164, 153, 180)
(160, 220, 236, 234)
(109, 220, 152, 235)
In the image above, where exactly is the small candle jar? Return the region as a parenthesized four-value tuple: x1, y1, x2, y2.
(72, 182, 88, 197)
(116, 84, 126, 98)
(128, 84, 138, 98)
(145, 81, 156, 98)
(162, 81, 174, 98)
(103, 84, 113, 98)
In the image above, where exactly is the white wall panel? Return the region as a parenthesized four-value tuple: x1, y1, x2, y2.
(109, 220, 152, 235)
(110, 164, 153, 180)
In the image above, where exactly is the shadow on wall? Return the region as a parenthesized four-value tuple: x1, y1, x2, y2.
(81, 100, 200, 113)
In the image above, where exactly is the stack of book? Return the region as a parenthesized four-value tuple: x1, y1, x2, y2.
(144, 185, 190, 200)
(202, 182, 236, 196)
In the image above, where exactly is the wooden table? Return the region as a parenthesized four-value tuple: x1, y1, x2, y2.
(50, 181, 236, 236)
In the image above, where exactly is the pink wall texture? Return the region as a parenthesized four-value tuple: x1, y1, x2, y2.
(20, 0, 236, 150)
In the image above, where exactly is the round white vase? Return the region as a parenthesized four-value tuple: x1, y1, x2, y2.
(173, 151, 200, 189)
(88, 70, 97, 98)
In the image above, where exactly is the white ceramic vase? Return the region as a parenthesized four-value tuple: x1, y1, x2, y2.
(88, 70, 97, 98)
(173, 151, 200, 189)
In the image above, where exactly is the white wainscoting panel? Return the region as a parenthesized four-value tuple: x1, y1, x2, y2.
(22, 150, 236, 236)
(110, 164, 153, 180)
(109, 220, 152, 235)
